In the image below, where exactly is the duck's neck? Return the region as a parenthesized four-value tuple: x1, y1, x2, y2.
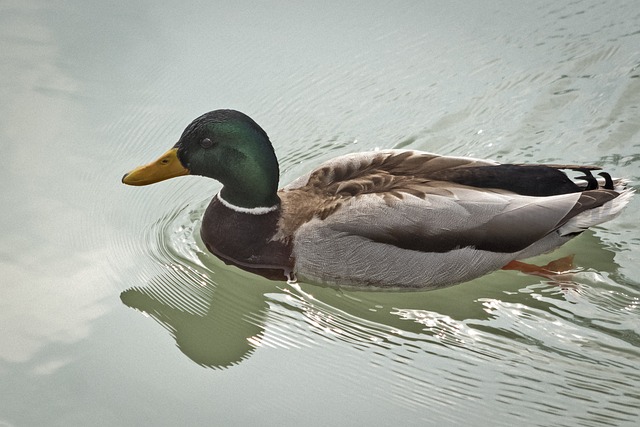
(216, 142, 281, 210)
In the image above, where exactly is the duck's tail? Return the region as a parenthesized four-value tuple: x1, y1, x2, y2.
(558, 183, 634, 236)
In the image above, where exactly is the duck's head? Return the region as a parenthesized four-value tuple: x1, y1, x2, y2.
(122, 109, 280, 209)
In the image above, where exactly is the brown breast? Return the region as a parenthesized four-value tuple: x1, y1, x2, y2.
(200, 196, 294, 281)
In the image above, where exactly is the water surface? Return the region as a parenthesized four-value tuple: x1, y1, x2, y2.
(1, 0, 639, 425)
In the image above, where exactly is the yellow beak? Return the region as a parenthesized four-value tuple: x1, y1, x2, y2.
(122, 147, 189, 186)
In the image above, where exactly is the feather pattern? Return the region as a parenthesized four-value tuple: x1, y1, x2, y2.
(122, 110, 633, 289)
(276, 150, 632, 288)
(124, 110, 633, 289)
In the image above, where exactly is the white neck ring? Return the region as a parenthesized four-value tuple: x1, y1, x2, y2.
(216, 192, 279, 215)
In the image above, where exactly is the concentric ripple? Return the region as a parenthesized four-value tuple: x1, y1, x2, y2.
(112, 167, 640, 424)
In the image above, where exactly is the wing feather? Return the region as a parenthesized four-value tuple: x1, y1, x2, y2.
(280, 149, 626, 253)
(326, 189, 582, 253)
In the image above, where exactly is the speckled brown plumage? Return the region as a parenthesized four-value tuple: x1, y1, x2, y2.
(198, 149, 630, 287)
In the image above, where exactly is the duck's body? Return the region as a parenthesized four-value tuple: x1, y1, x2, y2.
(123, 110, 633, 290)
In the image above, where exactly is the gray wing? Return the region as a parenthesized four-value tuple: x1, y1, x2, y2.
(290, 189, 583, 289)
(322, 188, 585, 254)
(285, 150, 628, 288)
(283, 150, 617, 251)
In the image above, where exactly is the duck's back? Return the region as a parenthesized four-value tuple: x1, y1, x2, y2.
(279, 150, 631, 289)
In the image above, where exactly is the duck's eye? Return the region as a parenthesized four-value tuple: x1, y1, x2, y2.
(200, 138, 214, 149)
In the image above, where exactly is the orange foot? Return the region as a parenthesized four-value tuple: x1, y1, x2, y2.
(502, 255, 577, 282)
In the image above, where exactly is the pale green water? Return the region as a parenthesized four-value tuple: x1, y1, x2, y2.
(1, 1, 639, 426)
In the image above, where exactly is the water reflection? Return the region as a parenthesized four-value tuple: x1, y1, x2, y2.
(119, 265, 502, 369)
(118, 199, 636, 372)
(3, 0, 640, 424)
(121, 278, 265, 368)
(113, 190, 640, 425)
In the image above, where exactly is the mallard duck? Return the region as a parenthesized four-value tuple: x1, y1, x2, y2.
(122, 109, 633, 289)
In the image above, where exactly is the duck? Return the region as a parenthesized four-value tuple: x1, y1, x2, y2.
(122, 109, 633, 290)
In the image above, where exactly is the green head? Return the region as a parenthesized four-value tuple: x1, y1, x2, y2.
(123, 109, 280, 209)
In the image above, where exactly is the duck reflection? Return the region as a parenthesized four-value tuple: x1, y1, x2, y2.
(120, 231, 619, 369)
(121, 275, 267, 368)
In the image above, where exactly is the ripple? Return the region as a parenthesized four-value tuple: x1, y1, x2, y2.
(110, 187, 640, 422)
(102, 2, 640, 418)
(116, 194, 640, 421)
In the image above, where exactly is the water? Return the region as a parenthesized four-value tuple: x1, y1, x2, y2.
(1, 0, 639, 425)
